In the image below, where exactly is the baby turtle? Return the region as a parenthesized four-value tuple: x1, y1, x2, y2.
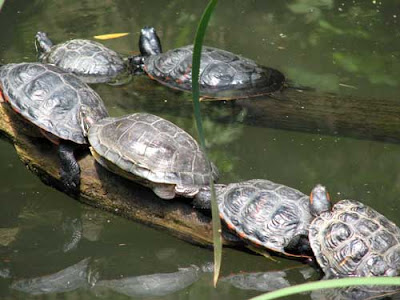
(0, 63, 109, 194)
(87, 113, 219, 199)
(193, 179, 313, 258)
(130, 27, 285, 100)
(309, 184, 400, 278)
(35, 31, 130, 84)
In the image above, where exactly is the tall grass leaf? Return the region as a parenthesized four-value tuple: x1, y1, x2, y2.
(0, 0, 5, 11)
(94, 33, 129, 40)
(191, 0, 220, 287)
(250, 277, 400, 300)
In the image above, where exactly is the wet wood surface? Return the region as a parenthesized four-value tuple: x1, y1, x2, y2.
(206, 89, 400, 143)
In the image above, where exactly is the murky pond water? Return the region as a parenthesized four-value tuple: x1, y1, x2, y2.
(1, 0, 400, 299)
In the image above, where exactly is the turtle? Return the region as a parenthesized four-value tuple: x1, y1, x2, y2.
(87, 113, 219, 199)
(308, 184, 400, 278)
(129, 27, 286, 100)
(193, 179, 314, 258)
(35, 31, 130, 84)
(0, 63, 109, 194)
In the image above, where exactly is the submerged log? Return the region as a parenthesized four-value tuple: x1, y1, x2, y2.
(205, 89, 400, 143)
(0, 103, 225, 248)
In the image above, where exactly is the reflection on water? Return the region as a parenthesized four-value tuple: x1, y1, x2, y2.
(92, 264, 209, 298)
(16, 259, 399, 300)
(220, 267, 315, 292)
(11, 258, 92, 295)
(310, 284, 400, 300)
(11, 258, 210, 297)
(1, 0, 400, 299)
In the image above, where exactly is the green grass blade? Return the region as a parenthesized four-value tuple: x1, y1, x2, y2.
(0, 0, 5, 11)
(250, 277, 400, 300)
(191, 0, 220, 287)
(192, 0, 218, 147)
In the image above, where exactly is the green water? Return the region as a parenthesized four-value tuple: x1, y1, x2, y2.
(1, 0, 400, 299)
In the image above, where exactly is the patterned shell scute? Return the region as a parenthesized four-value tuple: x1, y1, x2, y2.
(144, 45, 285, 98)
(41, 39, 126, 82)
(309, 200, 400, 278)
(0, 63, 109, 144)
(218, 179, 312, 253)
(88, 113, 218, 186)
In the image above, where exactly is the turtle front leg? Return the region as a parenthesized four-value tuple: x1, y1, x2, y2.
(284, 234, 313, 258)
(58, 141, 80, 195)
(128, 56, 145, 75)
(192, 184, 227, 210)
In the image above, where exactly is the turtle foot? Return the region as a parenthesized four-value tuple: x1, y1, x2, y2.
(58, 141, 80, 196)
(152, 184, 175, 200)
(60, 168, 80, 196)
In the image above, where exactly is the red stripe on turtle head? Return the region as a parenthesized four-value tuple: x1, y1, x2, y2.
(0, 87, 6, 103)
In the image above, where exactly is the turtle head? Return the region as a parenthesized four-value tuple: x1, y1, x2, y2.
(78, 105, 98, 137)
(35, 31, 53, 54)
(129, 26, 162, 74)
(310, 184, 332, 217)
(139, 26, 162, 56)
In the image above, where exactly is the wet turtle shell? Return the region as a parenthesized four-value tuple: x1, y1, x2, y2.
(36, 32, 129, 84)
(144, 46, 285, 99)
(143, 45, 285, 99)
(0, 63, 108, 144)
(0, 62, 109, 193)
(87, 113, 219, 199)
(131, 27, 285, 99)
(213, 179, 312, 257)
(309, 198, 400, 278)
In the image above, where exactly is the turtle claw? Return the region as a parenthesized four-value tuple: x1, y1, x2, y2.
(60, 168, 80, 196)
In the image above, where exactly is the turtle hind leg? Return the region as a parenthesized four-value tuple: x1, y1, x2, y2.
(284, 234, 313, 258)
(152, 184, 176, 200)
(58, 141, 80, 196)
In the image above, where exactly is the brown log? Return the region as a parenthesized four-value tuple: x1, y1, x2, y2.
(1, 86, 397, 251)
(0, 103, 230, 249)
(205, 89, 400, 143)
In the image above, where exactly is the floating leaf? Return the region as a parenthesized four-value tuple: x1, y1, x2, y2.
(93, 33, 129, 40)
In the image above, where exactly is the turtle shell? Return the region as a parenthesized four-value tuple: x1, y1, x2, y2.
(88, 113, 219, 198)
(40, 39, 127, 84)
(143, 45, 285, 99)
(217, 179, 312, 256)
(0, 63, 109, 144)
(309, 200, 400, 278)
